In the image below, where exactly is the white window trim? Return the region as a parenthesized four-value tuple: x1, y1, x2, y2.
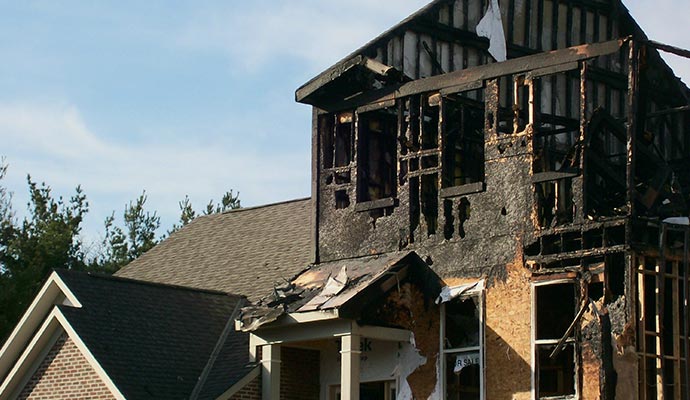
(439, 282, 485, 400)
(531, 279, 579, 400)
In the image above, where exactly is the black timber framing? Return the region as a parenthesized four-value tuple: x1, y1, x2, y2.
(306, 39, 624, 111)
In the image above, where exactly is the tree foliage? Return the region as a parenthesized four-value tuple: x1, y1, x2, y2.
(97, 192, 160, 273)
(0, 171, 89, 342)
(0, 159, 240, 343)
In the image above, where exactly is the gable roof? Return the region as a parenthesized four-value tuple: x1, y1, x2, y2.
(116, 198, 313, 302)
(238, 251, 443, 332)
(55, 270, 250, 400)
(0, 270, 253, 400)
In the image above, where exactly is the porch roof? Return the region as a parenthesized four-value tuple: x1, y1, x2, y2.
(237, 251, 443, 332)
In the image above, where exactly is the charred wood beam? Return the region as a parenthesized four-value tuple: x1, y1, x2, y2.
(646, 105, 690, 118)
(526, 244, 628, 264)
(647, 40, 690, 60)
(532, 172, 580, 184)
(550, 297, 590, 359)
(408, 19, 539, 59)
(586, 66, 628, 90)
(311, 39, 624, 111)
(421, 40, 446, 75)
(400, 39, 623, 102)
(587, 152, 626, 188)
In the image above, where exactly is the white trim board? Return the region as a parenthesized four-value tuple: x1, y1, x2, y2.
(0, 271, 81, 382)
(0, 307, 125, 400)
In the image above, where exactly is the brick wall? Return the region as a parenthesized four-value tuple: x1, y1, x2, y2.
(230, 375, 261, 400)
(18, 332, 116, 400)
(230, 346, 319, 400)
(281, 347, 320, 400)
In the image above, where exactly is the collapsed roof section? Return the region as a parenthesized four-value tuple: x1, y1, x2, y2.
(237, 251, 443, 332)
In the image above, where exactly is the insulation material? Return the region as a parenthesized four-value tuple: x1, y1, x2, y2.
(663, 217, 690, 225)
(476, 0, 507, 62)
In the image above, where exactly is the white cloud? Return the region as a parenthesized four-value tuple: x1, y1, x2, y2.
(177, 1, 429, 71)
(0, 102, 310, 241)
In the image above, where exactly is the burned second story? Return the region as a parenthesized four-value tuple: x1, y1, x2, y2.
(299, 0, 690, 277)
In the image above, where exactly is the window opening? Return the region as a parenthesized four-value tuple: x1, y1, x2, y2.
(358, 107, 398, 202)
(584, 109, 627, 218)
(497, 75, 530, 135)
(422, 94, 440, 150)
(535, 178, 574, 228)
(335, 112, 354, 167)
(533, 281, 577, 399)
(421, 174, 439, 235)
(532, 71, 581, 174)
(443, 89, 485, 188)
(441, 285, 484, 400)
(320, 114, 335, 169)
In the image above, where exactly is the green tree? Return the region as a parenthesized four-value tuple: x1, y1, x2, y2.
(0, 166, 89, 342)
(96, 192, 160, 273)
(169, 190, 241, 234)
(0, 158, 241, 342)
(204, 190, 241, 215)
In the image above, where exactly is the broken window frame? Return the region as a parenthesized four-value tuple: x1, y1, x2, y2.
(531, 279, 579, 400)
(440, 82, 487, 197)
(356, 101, 399, 208)
(319, 110, 356, 210)
(439, 283, 485, 400)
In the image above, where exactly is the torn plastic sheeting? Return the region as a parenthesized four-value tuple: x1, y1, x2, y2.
(664, 217, 690, 226)
(436, 281, 485, 304)
(392, 333, 427, 400)
(476, 0, 507, 62)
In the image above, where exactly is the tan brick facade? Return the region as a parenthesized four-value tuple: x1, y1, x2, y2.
(18, 333, 116, 400)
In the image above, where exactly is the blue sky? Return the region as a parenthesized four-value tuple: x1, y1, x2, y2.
(1, 0, 688, 248)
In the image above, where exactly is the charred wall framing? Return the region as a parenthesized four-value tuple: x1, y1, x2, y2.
(306, 2, 690, 398)
(634, 222, 690, 400)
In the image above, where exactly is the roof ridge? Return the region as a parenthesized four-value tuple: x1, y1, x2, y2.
(56, 269, 245, 298)
(217, 197, 310, 215)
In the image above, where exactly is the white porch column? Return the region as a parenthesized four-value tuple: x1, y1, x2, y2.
(261, 344, 281, 400)
(340, 334, 361, 400)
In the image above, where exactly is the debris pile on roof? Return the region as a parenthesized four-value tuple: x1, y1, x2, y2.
(237, 252, 443, 332)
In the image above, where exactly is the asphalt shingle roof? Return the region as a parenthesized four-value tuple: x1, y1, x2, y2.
(115, 198, 313, 302)
(55, 270, 251, 400)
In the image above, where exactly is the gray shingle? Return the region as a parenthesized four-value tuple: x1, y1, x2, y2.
(55, 270, 251, 400)
(116, 198, 312, 302)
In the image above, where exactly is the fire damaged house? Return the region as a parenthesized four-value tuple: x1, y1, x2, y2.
(237, 0, 690, 398)
(1, 0, 690, 399)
